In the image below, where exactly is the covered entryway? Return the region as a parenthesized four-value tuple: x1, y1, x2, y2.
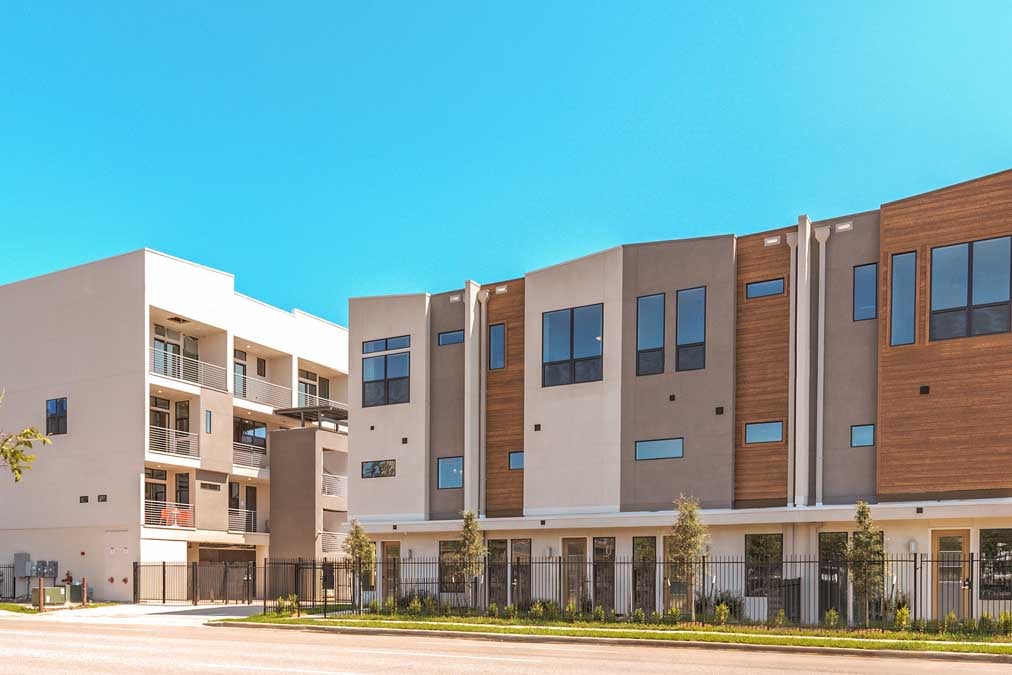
(932, 529, 970, 620)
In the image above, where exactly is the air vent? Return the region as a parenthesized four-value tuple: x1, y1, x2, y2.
(449, 295, 462, 303)
(835, 221, 854, 233)
(763, 236, 781, 247)
(495, 286, 507, 295)
(167, 316, 190, 324)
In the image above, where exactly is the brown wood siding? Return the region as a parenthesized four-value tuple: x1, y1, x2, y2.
(878, 170, 1012, 499)
(484, 278, 525, 517)
(734, 229, 793, 506)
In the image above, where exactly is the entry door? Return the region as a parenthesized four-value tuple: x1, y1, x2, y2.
(818, 532, 849, 624)
(510, 539, 532, 609)
(234, 361, 247, 399)
(245, 485, 257, 532)
(487, 540, 508, 608)
(561, 538, 587, 610)
(632, 537, 657, 613)
(593, 537, 616, 613)
(381, 542, 400, 602)
(153, 339, 180, 378)
(933, 530, 970, 620)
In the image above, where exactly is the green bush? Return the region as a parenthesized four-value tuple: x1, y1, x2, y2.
(422, 595, 437, 615)
(564, 600, 578, 621)
(714, 602, 730, 626)
(998, 611, 1012, 635)
(487, 602, 499, 619)
(925, 620, 940, 634)
(894, 606, 910, 631)
(942, 611, 959, 634)
(980, 612, 996, 633)
(275, 594, 300, 616)
(912, 618, 927, 633)
(650, 610, 662, 624)
(529, 601, 545, 621)
(607, 607, 618, 623)
(367, 598, 381, 614)
(405, 595, 422, 616)
(823, 608, 839, 628)
(631, 607, 646, 623)
(592, 605, 606, 622)
(769, 608, 786, 628)
(383, 597, 396, 615)
(544, 601, 561, 621)
(503, 604, 517, 620)
(961, 616, 977, 634)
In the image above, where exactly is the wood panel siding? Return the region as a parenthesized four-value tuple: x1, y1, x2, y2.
(734, 229, 793, 507)
(484, 278, 525, 517)
(877, 170, 1012, 500)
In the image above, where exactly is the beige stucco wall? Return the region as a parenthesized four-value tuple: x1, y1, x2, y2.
(428, 291, 465, 520)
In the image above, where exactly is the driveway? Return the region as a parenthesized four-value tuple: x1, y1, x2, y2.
(11, 602, 261, 627)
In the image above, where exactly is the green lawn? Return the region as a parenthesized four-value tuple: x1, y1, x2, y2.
(0, 603, 39, 614)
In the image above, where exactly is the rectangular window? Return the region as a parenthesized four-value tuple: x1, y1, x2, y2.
(676, 286, 706, 371)
(362, 352, 410, 407)
(853, 263, 878, 321)
(175, 473, 190, 505)
(363, 335, 411, 353)
(149, 396, 170, 410)
(745, 533, 783, 597)
(256, 358, 266, 377)
(542, 303, 603, 386)
(204, 410, 212, 434)
(298, 368, 318, 382)
(930, 236, 1011, 341)
(890, 251, 917, 346)
(233, 349, 247, 361)
(508, 450, 524, 470)
(489, 323, 506, 370)
(981, 529, 1012, 600)
(745, 421, 783, 444)
(636, 293, 664, 375)
(233, 416, 268, 448)
(438, 330, 464, 346)
(635, 438, 684, 461)
(437, 456, 463, 489)
(145, 468, 167, 480)
(45, 397, 68, 435)
(361, 460, 396, 478)
(438, 541, 464, 593)
(850, 424, 875, 447)
(746, 278, 784, 299)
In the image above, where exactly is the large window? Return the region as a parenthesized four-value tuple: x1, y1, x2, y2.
(438, 540, 464, 593)
(362, 352, 410, 407)
(850, 424, 875, 447)
(853, 263, 878, 321)
(635, 438, 684, 461)
(636, 293, 664, 375)
(234, 417, 267, 448)
(363, 335, 410, 353)
(745, 421, 783, 444)
(361, 460, 396, 478)
(745, 533, 783, 597)
(676, 287, 706, 371)
(437, 456, 463, 489)
(981, 529, 1012, 600)
(890, 252, 917, 346)
(489, 323, 506, 370)
(45, 398, 67, 435)
(746, 278, 784, 299)
(930, 236, 1011, 341)
(438, 330, 464, 346)
(542, 303, 603, 386)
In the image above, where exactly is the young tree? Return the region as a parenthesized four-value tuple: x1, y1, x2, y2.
(1, 393, 51, 482)
(342, 519, 376, 610)
(848, 500, 884, 627)
(666, 495, 709, 620)
(459, 510, 486, 610)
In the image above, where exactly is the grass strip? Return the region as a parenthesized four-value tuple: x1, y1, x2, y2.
(0, 603, 39, 614)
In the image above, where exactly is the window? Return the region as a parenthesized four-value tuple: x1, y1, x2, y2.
(361, 460, 396, 478)
(853, 263, 878, 321)
(745, 421, 783, 444)
(97, 494, 107, 503)
(175, 474, 190, 505)
(363, 335, 410, 353)
(850, 424, 875, 447)
(636, 294, 664, 375)
(676, 287, 706, 371)
(233, 348, 246, 361)
(437, 456, 463, 489)
(362, 352, 410, 407)
(234, 417, 267, 449)
(438, 330, 464, 346)
(890, 251, 917, 345)
(205, 410, 212, 433)
(930, 236, 1011, 341)
(981, 529, 1012, 600)
(200, 482, 221, 491)
(542, 303, 603, 386)
(635, 438, 684, 461)
(79, 495, 88, 503)
(745, 533, 783, 597)
(145, 468, 167, 480)
(150, 396, 170, 410)
(489, 323, 506, 370)
(257, 358, 266, 377)
(45, 398, 67, 435)
(508, 451, 524, 470)
(438, 541, 464, 593)
(299, 368, 317, 382)
(746, 278, 784, 299)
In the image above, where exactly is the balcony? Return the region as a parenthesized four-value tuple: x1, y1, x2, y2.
(321, 531, 346, 554)
(228, 508, 259, 533)
(234, 373, 292, 409)
(144, 500, 194, 528)
(298, 391, 345, 409)
(150, 348, 228, 391)
(232, 441, 269, 470)
(321, 473, 347, 498)
(149, 425, 200, 458)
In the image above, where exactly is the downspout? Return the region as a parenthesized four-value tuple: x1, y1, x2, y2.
(814, 226, 831, 506)
(478, 290, 490, 517)
(785, 232, 798, 507)
(793, 215, 813, 508)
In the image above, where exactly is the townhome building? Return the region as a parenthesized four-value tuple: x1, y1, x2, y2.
(0, 250, 349, 601)
(347, 169, 1012, 623)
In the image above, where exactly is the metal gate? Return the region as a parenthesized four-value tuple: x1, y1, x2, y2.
(133, 562, 256, 604)
(0, 565, 14, 600)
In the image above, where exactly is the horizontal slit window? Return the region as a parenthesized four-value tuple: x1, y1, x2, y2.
(438, 330, 464, 346)
(746, 278, 784, 299)
(635, 438, 684, 461)
(745, 421, 783, 444)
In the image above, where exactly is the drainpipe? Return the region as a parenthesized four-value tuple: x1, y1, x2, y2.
(478, 289, 490, 517)
(794, 216, 813, 508)
(814, 226, 831, 506)
(786, 232, 798, 507)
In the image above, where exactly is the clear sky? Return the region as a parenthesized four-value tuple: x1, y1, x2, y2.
(2, 2, 1010, 326)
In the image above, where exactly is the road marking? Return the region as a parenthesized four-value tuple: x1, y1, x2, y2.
(198, 665, 363, 675)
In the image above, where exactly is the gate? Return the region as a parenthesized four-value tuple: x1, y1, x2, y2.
(0, 565, 13, 600)
(133, 562, 256, 604)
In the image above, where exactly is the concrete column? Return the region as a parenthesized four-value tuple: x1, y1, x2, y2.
(785, 232, 798, 506)
(814, 226, 831, 506)
(462, 281, 482, 514)
(477, 290, 489, 517)
(794, 216, 813, 508)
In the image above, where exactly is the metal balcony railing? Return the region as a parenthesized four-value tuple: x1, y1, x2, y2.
(321, 473, 347, 498)
(234, 373, 292, 408)
(298, 391, 346, 409)
(321, 531, 347, 554)
(149, 425, 200, 458)
(144, 500, 194, 528)
(149, 348, 228, 391)
(228, 508, 258, 533)
(232, 442, 269, 469)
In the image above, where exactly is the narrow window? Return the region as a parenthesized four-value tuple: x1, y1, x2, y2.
(850, 424, 875, 447)
(363, 335, 411, 353)
(890, 252, 917, 346)
(45, 397, 68, 435)
(386, 335, 411, 350)
(363, 339, 387, 353)
(745, 534, 783, 597)
(437, 456, 463, 489)
(853, 263, 878, 321)
(676, 287, 706, 371)
(489, 323, 506, 370)
(634, 438, 684, 461)
(746, 278, 784, 299)
(361, 459, 396, 478)
(508, 450, 524, 470)
(438, 330, 464, 346)
(256, 357, 266, 377)
(542, 304, 603, 386)
(636, 293, 664, 375)
(204, 410, 212, 434)
(744, 421, 783, 444)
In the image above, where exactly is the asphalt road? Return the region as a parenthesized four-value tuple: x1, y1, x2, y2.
(0, 610, 1007, 674)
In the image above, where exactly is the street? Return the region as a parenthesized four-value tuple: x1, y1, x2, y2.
(0, 606, 1007, 674)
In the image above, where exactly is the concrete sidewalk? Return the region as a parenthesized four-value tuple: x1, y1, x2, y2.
(0, 602, 261, 626)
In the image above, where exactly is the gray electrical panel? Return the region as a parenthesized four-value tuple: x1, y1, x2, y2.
(28, 560, 58, 578)
(13, 552, 30, 577)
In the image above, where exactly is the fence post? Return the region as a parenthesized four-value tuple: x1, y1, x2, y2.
(38, 575, 44, 612)
(297, 557, 302, 618)
(968, 552, 975, 620)
(133, 562, 140, 603)
(82, 577, 88, 607)
(192, 562, 198, 605)
(911, 554, 918, 623)
(161, 561, 166, 605)
(263, 557, 268, 614)
(248, 561, 254, 605)
(323, 558, 328, 618)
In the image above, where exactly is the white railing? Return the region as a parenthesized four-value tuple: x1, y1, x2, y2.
(232, 442, 269, 469)
(149, 348, 228, 391)
(321, 473, 347, 498)
(298, 391, 347, 409)
(144, 500, 194, 528)
(149, 425, 200, 458)
(321, 531, 347, 554)
(234, 373, 292, 408)
(228, 508, 258, 533)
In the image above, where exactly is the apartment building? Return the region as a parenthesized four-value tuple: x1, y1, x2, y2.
(0, 250, 349, 601)
(348, 169, 1012, 620)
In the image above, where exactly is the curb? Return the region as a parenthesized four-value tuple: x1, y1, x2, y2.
(209, 621, 1012, 664)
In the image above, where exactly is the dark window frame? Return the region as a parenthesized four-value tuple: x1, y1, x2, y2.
(634, 437, 685, 461)
(489, 323, 506, 370)
(850, 424, 876, 448)
(362, 335, 411, 354)
(890, 251, 917, 346)
(635, 293, 665, 376)
(45, 397, 68, 435)
(929, 236, 1012, 342)
(676, 286, 706, 371)
(745, 533, 784, 598)
(981, 528, 1012, 600)
(744, 420, 784, 445)
(362, 352, 411, 407)
(437, 456, 464, 490)
(853, 262, 878, 321)
(438, 329, 464, 346)
(508, 450, 524, 471)
(361, 459, 396, 479)
(746, 278, 785, 300)
(541, 302, 604, 387)
(256, 357, 267, 377)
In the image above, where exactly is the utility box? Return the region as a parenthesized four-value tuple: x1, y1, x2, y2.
(69, 583, 89, 604)
(31, 586, 66, 606)
(14, 553, 31, 578)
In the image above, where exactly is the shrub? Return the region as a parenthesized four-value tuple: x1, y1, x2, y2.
(961, 617, 978, 634)
(503, 604, 517, 620)
(925, 620, 940, 634)
(607, 607, 618, 623)
(488, 602, 499, 619)
(592, 605, 606, 622)
(823, 608, 839, 628)
(405, 595, 422, 616)
(564, 600, 578, 621)
(383, 596, 396, 615)
(942, 611, 959, 634)
(980, 612, 996, 633)
(275, 594, 300, 616)
(650, 610, 662, 624)
(769, 608, 786, 628)
(422, 595, 437, 616)
(367, 598, 381, 614)
(631, 607, 646, 623)
(999, 611, 1012, 635)
(544, 601, 561, 621)
(894, 606, 910, 631)
(714, 603, 730, 626)
(912, 618, 927, 633)
(529, 601, 545, 621)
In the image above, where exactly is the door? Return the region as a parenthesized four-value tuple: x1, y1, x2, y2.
(561, 538, 587, 610)
(298, 381, 317, 407)
(381, 542, 400, 603)
(150, 408, 170, 453)
(933, 529, 970, 620)
(818, 532, 849, 624)
(510, 539, 532, 609)
(593, 537, 616, 613)
(245, 485, 257, 532)
(633, 537, 657, 613)
(174, 401, 192, 454)
(153, 339, 180, 378)
(182, 336, 199, 382)
(234, 361, 247, 399)
(487, 540, 508, 608)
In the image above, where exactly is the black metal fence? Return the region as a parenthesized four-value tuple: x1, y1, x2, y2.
(134, 562, 257, 604)
(0, 565, 13, 600)
(260, 554, 1012, 628)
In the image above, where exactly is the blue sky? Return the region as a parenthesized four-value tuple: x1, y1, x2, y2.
(2, 2, 1010, 326)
